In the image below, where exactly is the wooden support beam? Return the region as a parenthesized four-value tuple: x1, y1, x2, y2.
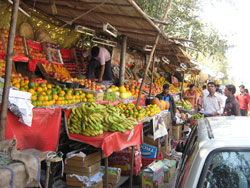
(119, 35, 127, 86)
(135, 0, 172, 106)
(0, 0, 20, 141)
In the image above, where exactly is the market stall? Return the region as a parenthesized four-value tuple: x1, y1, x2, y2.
(0, 0, 197, 187)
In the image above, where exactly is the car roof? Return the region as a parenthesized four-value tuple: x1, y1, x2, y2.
(197, 116, 250, 145)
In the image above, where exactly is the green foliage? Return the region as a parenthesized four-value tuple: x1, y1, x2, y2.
(136, 0, 231, 82)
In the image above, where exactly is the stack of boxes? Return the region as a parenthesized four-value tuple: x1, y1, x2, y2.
(100, 166, 121, 188)
(64, 151, 103, 188)
(108, 148, 142, 176)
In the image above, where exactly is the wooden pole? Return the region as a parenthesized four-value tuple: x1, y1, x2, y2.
(148, 57, 155, 98)
(119, 35, 127, 86)
(0, 0, 20, 141)
(136, 0, 172, 106)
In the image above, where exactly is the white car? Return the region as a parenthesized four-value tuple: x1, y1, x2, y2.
(174, 116, 250, 188)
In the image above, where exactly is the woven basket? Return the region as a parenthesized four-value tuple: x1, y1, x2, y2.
(19, 22, 34, 40)
(35, 28, 51, 43)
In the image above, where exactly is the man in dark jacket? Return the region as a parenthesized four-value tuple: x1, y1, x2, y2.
(155, 84, 176, 123)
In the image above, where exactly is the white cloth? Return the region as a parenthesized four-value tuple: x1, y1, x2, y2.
(202, 93, 224, 114)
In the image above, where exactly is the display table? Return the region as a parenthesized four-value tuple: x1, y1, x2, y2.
(64, 108, 143, 188)
(64, 109, 143, 157)
(3, 108, 62, 151)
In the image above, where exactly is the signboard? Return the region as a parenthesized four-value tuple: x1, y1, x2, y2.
(153, 114, 168, 140)
(47, 47, 63, 64)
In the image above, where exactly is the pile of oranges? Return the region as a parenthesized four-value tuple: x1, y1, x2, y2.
(125, 81, 145, 99)
(10, 74, 95, 107)
(117, 102, 147, 120)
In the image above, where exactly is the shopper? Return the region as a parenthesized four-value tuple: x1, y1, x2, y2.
(83, 46, 112, 83)
(201, 82, 224, 116)
(245, 89, 250, 116)
(223, 84, 240, 116)
(155, 84, 176, 123)
(236, 85, 249, 116)
(183, 84, 198, 110)
(201, 85, 209, 101)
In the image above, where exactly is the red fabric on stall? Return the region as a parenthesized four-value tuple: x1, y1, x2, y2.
(64, 109, 143, 157)
(28, 58, 38, 72)
(132, 98, 146, 106)
(3, 108, 61, 151)
(26, 40, 42, 51)
(13, 55, 29, 62)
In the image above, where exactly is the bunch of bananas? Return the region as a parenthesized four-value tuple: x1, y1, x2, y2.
(103, 105, 138, 132)
(68, 102, 106, 136)
(67, 102, 139, 136)
(183, 100, 192, 111)
(154, 77, 166, 87)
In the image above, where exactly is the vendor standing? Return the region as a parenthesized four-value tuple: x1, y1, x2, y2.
(183, 84, 198, 110)
(83, 46, 112, 83)
(156, 84, 176, 123)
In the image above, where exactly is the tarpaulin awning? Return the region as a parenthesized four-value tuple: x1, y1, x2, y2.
(64, 109, 143, 157)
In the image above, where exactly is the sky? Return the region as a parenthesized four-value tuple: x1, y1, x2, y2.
(200, 0, 250, 87)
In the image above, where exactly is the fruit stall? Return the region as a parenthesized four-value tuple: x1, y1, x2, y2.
(0, 1, 198, 188)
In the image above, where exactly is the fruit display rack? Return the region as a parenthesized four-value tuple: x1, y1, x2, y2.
(60, 49, 79, 77)
(71, 47, 88, 76)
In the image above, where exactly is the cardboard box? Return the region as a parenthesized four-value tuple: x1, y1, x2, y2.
(66, 151, 101, 167)
(65, 162, 100, 177)
(142, 160, 164, 188)
(162, 159, 176, 179)
(140, 143, 157, 158)
(66, 179, 103, 188)
(100, 166, 121, 187)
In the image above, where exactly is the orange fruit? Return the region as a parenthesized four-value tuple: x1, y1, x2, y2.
(44, 95, 49, 101)
(52, 94, 58, 100)
(86, 93, 93, 99)
(24, 79, 29, 85)
(38, 95, 45, 101)
(36, 87, 43, 92)
(13, 83, 20, 89)
(56, 100, 61, 105)
(40, 83, 47, 88)
(31, 95, 37, 101)
(47, 84, 52, 89)
(28, 89, 36, 95)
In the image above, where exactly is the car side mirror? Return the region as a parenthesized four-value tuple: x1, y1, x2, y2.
(175, 141, 185, 153)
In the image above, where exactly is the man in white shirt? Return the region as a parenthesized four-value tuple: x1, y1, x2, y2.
(202, 82, 224, 116)
(83, 46, 112, 83)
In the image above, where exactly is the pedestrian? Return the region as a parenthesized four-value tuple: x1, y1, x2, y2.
(245, 89, 250, 116)
(183, 84, 198, 110)
(201, 82, 224, 116)
(201, 85, 209, 102)
(223, 84, 240, 116)
(236, 85, 249, 116)
(155, 84, 176, 123)
(83, 46, 112, 83)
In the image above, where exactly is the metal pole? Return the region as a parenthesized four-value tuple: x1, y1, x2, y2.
(136, 0, 172, 106)
(130, 146, 135, 188)
(0, 0, 20, 141)
(105, 157, 108, 188)
(119, 35, 127, 86)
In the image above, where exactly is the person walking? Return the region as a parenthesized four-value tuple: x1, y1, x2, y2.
(223, 84, 240, 116)
(201, 85, 209, 102)
(201, 82, 224, 116)
(236, 85, 249, 116)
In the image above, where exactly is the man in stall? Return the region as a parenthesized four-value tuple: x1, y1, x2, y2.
(83, 46, 112, 83)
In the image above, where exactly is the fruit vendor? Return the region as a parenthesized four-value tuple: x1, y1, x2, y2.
(83, 46, 112, 83)
(183, 84, 198, 110)
(155, 84, 176, 123)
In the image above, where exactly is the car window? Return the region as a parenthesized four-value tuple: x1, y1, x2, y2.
(199, 150, 250, 188)
(175, 125, 198, 188)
